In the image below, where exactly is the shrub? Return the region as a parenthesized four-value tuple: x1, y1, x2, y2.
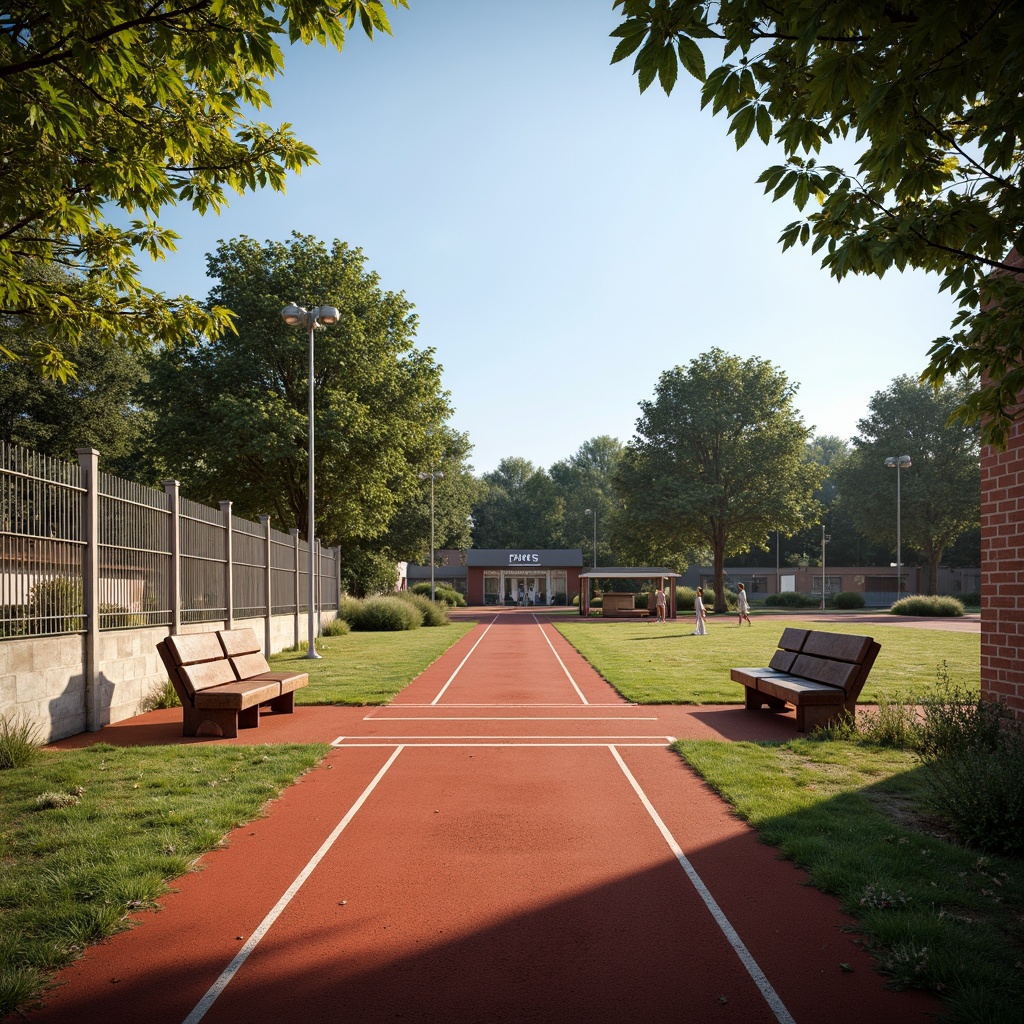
(434, 585, 466, 607)
(959, 591, 980, 607)
(891, 595, 964, 617)
(337, 596, 362, 624)
(321, 617, 351, 637)
(0, 715, 41, 770)
(347, 596, 421, 631)
(832, 591, 866, 609)
(29, 576, 82, 633)
(764, 591, 819, 608)
(142, 679, 181, 711)
(397, 591, 449, 626)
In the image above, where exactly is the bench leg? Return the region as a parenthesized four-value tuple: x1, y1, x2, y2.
(268, 692, 296, 715)
(237, 705, 260, 730)
(184, 707, 239, 739)
(795, 704, 844, 734)
(745, 687, 787, 712)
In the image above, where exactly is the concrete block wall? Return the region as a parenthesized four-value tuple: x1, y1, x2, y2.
(981, 415, 1024, 716)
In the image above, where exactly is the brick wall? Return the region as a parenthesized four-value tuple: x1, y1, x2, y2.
(981, 414, 1024, 715)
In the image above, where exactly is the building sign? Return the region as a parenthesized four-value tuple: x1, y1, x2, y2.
(508, 553, 540, 564)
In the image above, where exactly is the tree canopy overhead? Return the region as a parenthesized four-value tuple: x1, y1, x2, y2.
(0, 0, 406, 379)
(611, 0, 1024, 446)
(143, 232, 455, 562)
(614, 348, 822, 611)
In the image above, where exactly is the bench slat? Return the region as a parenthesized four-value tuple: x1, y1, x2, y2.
(193, 680, 281, 710)
(180, 659, 238, 694)
(801, 631, 873, 663)
(217, 627, 263, 658)
(789, 654, 860, 691)
(165, 632, 225, 667)
(778, 627, 810, 652)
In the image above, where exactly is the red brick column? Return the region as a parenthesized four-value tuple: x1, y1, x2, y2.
(981, 414, 1024, 715)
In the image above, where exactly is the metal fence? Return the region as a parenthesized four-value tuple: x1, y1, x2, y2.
(0, 442, 340, 638)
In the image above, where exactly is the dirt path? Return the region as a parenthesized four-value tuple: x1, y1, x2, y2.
(33, 611, 937, 1023)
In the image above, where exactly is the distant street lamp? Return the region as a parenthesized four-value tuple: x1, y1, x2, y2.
(884, 455, 912, 602)
(419, 471, 444, 601)
(281, 303, 339, 659)
(820, 526, 831, 610)
(584, 507, 597, 569)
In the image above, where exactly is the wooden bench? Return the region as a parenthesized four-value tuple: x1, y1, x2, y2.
(156, 627, 308, 738)
(730, 627, 880, 733)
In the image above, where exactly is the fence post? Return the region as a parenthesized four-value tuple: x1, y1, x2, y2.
(220, 500, 233, 630)
(163, 480, 181, 635)
(76, 448, 101, 732)
(291, 528, 301, 650)
(335, 546, 342, 610)
(261, 515, 272, 656)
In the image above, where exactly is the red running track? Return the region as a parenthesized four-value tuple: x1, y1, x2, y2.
(29, 610, 938, 1023)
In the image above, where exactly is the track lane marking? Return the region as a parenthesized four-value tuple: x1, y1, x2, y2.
(428, 615, 499, 705)
(533, 613, 588, 704)
(610, 746, 796, 1024)
(180, 747, 404, 1024)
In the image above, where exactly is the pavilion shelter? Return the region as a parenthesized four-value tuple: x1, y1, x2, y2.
(578, 568, 681, 618)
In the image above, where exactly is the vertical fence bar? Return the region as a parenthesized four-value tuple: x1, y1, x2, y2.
(77, 448, 101, 731)
(164, 480, 181, 635)
(261, 515, 272, 655)
(220, 500, 234, 630)
(291, 528, 300, 649)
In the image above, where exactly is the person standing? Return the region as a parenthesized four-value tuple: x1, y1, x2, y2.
(693, 586, 707, 635)
(736, 583, 752, 626)
(654, 584, 667, 622)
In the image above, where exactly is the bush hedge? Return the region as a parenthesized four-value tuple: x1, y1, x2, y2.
(398, 591, 450, 626)
(347, 596, 422, 631)
(891, 595, 965, 617)
(763, 591, 820, 608)
(831, 591, 866, 609)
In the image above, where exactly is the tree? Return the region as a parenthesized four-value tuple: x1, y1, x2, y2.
(142, 233, 454, 570)
(833, 375, 980, 594)
(471, 458, 562, 550)
(549, 435, 623, 565)
(0, 268, 151, 475)
(611, 1, 1024, 446)
(614, 348, 822, 612)
(0, 1, 405, 380)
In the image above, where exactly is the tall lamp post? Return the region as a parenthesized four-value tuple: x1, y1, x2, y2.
(884, 455, 912, 601)
(419, 471, 444, 601)
(584, 507, 597, 568)
(820, 526, 831, 610)
(281, 303, 339, 660)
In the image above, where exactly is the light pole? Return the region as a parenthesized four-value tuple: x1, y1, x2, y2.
(584, 507, 597, 568)
(419, 471, 444, 601)
(820, 526, 831, 610)
(281, 303, 339, 659)
(885, 455, 912, 601)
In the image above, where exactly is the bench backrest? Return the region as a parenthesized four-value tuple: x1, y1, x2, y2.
(772, 629, 881, 698)
(217, 627, 271, 679)
(163, 632, 236, 697)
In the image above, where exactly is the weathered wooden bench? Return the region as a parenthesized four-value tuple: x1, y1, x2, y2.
(730, 627, 880, 733)
(156, 627, 308, 738)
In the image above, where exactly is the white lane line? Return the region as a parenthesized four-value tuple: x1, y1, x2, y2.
(429, 615, 499, 705)
(332, 742, 671, 748)
(370, 716, 657, 721)
(330, 736, 678, 746)
(533, 613, 589, 704)
(375, 703, 636, 708)
(180, 747, 404, 1024)
(609, 747, 796, 1024)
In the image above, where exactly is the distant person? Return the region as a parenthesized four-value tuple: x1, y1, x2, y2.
(736, 583, 752, 626)
(655, 585, 666, 623)
(693, 586, 707, 635)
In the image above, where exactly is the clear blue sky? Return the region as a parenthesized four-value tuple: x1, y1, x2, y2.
(139, 1, 958, 476)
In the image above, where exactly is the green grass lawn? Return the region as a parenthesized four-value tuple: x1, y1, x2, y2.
(676, 737, 1024, 1022)
(0, 742, 327, 1017)
(272, 620, 478, 704)
(554, 617, 979, 704)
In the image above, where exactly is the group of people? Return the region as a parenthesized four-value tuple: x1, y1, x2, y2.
(652, 582, 752, 634)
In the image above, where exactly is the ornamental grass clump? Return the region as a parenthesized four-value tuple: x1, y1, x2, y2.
(397, 591, 449, 626)
(0, 715, 40, 770)
(347, 596, 421, 632)
(891, 595, 964, 617)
